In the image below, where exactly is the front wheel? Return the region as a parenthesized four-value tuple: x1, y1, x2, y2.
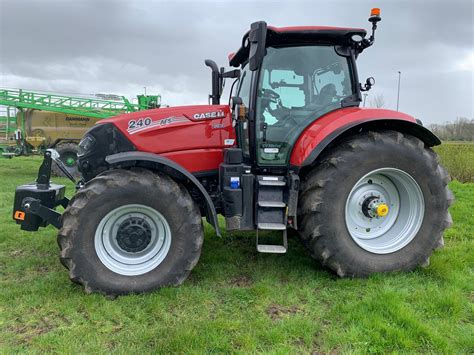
(58, 168, 204, 296)
(298, 130, 453, 277)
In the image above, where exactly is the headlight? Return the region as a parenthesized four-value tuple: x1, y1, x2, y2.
(78, 135, 95, 157)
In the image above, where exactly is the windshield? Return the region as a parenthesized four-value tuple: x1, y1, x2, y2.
(255, 45, 355, 165)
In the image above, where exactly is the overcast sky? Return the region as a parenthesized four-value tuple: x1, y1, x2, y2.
(1, 0, 472, 124)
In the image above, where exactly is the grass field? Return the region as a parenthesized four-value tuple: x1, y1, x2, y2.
(434, 141, 474, 183)
(0, 155, 473, 353)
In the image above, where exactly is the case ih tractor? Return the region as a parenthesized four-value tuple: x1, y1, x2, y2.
(13, 9, 452, 296)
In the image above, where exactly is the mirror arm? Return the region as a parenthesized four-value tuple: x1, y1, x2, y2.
(36, 150, 53, 189)
(221, 69, 240, 79)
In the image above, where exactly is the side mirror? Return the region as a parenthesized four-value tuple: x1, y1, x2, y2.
(351, 34, 364, 43)
(248, 21, 267, 71)
(360, 77, 375, 91)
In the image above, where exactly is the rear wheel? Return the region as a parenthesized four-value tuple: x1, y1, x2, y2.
(51, 142, 80, 178)
(58, 168, 204, 296)
(298, 130, 453, 277)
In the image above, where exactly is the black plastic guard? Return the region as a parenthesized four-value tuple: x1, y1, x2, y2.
(13, 183, 66, 231)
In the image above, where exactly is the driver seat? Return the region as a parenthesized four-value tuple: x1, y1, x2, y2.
(313, 83, 337, 106)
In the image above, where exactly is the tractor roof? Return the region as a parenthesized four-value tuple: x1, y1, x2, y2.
(229, 25, 366, 67)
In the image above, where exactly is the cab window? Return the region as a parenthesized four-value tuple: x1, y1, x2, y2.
(255, 45, 354, 165)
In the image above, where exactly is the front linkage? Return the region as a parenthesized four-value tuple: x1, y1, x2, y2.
(13, 150, 70, 231)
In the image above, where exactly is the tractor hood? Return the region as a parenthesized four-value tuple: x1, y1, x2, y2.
(98, 105, 232, 153)
(79, 104, 235, 176)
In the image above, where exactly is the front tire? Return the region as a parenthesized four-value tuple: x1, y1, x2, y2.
(298, 130, 453, 277)
(58, 168, 204, 296)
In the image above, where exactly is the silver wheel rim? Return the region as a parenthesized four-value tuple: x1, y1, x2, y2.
(94, 204, 171, 276)
(345, 168, 424, 254)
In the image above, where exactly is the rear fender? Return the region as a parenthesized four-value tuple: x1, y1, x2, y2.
(290, 108, 441, 168)
(105, 151, 221, 237)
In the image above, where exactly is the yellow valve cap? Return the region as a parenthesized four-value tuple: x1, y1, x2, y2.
(376, 204, 389, 217)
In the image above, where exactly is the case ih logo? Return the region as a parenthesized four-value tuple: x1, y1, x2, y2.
(193, 111, 225, 120)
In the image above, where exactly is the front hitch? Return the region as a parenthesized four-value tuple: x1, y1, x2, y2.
(13, 150, 68, 231)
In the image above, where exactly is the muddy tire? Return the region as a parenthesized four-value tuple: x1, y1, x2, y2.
(51, 142, 80, 178)
(58, 168, 203, 296)
(298, 130, 453, 277)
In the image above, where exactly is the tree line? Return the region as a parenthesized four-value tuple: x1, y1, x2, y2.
(428, 117, 474, 141)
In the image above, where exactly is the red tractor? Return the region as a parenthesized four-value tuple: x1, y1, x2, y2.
(13, 9, 452, 296)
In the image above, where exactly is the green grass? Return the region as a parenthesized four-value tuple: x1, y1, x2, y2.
(0, 156, 473, 353)
(434, 141, 474, 183)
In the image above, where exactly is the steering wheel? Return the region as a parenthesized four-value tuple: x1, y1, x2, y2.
(261, 88, 303, 127)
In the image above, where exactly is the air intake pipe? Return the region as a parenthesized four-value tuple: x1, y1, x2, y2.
(205, 59, 220, 105)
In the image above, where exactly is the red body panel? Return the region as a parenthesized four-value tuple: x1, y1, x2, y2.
(289, 107, 417, 166)
(100, 105, 417, 172)
(100, 105, 235, 173)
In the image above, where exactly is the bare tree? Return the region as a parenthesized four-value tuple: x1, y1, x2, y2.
(370, 94, 385, 108)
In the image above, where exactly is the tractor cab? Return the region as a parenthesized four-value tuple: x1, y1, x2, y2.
(206, 10, 381, 171)
(232, 25, 365, 167)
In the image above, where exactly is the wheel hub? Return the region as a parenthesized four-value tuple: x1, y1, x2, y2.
(361, 196, 389, 218)
(345, 168, 424, 254)
(94, 204, 172, 276)
(375, 203, 389, 217)
(116, 217, 152, 253)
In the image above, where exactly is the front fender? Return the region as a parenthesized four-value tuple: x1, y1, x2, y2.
(105, 151, 221, 237)
(290, 108, 440, 167)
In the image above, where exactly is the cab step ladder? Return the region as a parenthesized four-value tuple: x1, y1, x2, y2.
(256, 175, 288, 253)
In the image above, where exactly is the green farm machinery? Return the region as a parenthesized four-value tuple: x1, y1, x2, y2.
(0, 89, 160, 176)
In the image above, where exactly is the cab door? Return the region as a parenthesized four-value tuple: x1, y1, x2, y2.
(253, 46, 356, 167)
(233, 65, 252, 159)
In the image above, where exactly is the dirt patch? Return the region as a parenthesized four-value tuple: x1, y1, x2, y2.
(9, 249, 55, 258)
(230, 275, 252, 287)
(9, 249, 27, 257)
(292, 337, 307, 348)
(266, 303, 302, 321)
(35, 266, 50, 273)
(8, 316, 56, 344)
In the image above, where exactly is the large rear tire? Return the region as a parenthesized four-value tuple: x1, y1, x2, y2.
(58, 168, 204, 296)
(298, 130, 453, 277)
